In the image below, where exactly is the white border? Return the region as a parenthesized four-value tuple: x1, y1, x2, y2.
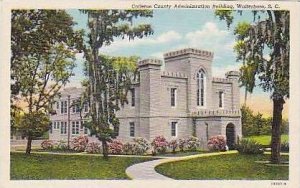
(1, 1, 300, 188)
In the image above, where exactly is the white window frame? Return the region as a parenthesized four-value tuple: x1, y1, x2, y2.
(129, 122, 135, 137)
(170, 88, 177, 107)
(218, 91, 224, 109)
(171, 121, 178, 137)
(197, 69, 206, 108)
(61, 122, 67, 135)
(72, 121, 80, 135)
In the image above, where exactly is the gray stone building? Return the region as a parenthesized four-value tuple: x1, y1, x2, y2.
(49, 48, 242, 149)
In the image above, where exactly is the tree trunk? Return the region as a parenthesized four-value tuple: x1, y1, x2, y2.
(102, 140, 109, 160)
(26, 135, 32, 154)
(271, 97, 285, 164)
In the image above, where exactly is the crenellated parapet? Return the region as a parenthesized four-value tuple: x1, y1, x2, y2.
(161, 71, 188, 79)
(163, 48, 214, 60)
(138, 59, 162, 67)
(190, 109, 241, 117)
(212, 77, 233, 84)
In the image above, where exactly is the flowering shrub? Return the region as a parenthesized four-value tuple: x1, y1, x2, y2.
(151, 136, 168, 154)
(168, 140, 178, 153)
(123, 142, 134, 155)
(236, 139, 264, 154)
(178, 138, 186, 152)
(186, 136, 200, 151)
(86, 142, 102, 154)
(54, 140, 68, 150)
(41, 140, 54, 150)
(108, 139, 123, 154)
(71, 135, 89, 152)
(207, 135, 227, 152)
(132, 137, 150, 155)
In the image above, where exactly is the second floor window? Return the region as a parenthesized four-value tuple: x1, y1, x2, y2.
(219, 91, 224, 108)
(197, 69, 206, 107)
(61, 101, 68, 114)
(171, 88, 177, 107)
(131, 88, 135, 107)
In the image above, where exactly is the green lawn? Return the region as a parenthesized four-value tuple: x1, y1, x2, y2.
(246, 134, 289, 146)
(10, 152, 155, 180)
(155, 154, 289, 180)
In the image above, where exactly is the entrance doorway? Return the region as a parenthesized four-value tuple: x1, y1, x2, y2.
(226, 123, 235, 150)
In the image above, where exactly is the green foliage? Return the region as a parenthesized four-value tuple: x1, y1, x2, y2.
(81, 10, 153, 158)
(17, 112, 50, 138)
(236, 139, 264, 155)
(281, 141, 289, 152)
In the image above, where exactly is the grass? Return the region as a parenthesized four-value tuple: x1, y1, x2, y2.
(10, 152, 155, 180)
(151, 150, 210, 157)
(155, 153, 289, 180)
(246, 134, 289, 146)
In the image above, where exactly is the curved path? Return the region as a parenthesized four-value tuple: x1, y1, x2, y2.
(126, 150, 238, 180)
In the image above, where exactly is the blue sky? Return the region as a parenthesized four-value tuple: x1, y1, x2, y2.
(66, 9, 287, 117)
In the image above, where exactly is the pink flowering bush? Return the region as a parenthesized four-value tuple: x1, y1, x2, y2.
(71, 135, 89, 152)
(151, 136, 168, 155)
(186, 136, 200, 151)
(41, 140, 54, 150)
(207, 135, 227, 152)
(178, 138, 186, 152)
(168, 140, 178, 153)
(86, 142, 102, 154)
(132, 137, 150, 155)
(123, 142, 134, 155)
(108, 139, 123, 154)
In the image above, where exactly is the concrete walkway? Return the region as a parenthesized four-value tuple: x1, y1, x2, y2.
(126, 150, 238, 180)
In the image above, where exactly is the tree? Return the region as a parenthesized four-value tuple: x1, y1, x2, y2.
(216, 10, 289, 163)
(80, 10, 153, 159)
(11, 10, 83, 154)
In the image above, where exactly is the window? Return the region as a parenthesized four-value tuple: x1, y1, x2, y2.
(56, 102, 59, 110)
(64, 101, 67, 113)
(60, 101, 64, 114)
(219, 91, 224, 108)
(197, 69, 206, 107)
(171, 122, 177, 137)
(171, 88, 177, 107)
(129, 122, 135, 137)
(53, 121, 56, 129)
(72, 100, 76, 113)
(131, 88, 135, 107)
(61, 122, 67, 134)
(72, 121, 79, 135)
(57, 121, 60, 129)
(49, 123, 52, 134)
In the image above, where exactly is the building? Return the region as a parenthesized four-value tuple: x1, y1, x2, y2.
(49, 48, 242, 149)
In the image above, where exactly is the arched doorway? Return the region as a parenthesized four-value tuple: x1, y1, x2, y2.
(226, 123, 235, 150)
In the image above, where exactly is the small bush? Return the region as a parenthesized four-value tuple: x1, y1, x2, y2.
(123, 142, 134, 155)
(71, 135, 89, 152)
(186, 136, 200, 151)
(54, 140, 68, 150)
(178, 138, 186, 152)
(281, 141, 289, 152)
(236, 139, 264, 154)
(41, 140, 54, 150)
(132, 137, 150, 155)
(207, 135, 227, 152)
(168, 140, 178, 153)
(151, 136, 168, 155)
(86, 142, 101, 154)
(108, 140, 123, 154)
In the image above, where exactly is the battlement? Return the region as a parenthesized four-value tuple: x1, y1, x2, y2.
(161, 71, 188, 79)
(190, 109, 241, 117)
(138, 59, 162, 67)
(163, 48, 214, 60)
(212, 77, 233, 84)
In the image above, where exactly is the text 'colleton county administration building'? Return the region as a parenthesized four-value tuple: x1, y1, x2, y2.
(49, 48, 242, 149)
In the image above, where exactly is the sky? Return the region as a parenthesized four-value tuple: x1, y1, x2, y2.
(66, 9, 288, 118)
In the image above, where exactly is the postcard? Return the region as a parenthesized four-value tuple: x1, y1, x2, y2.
(1, 1, 300, 188)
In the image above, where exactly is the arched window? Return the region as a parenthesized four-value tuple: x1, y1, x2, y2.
(197, 69, 206, 107)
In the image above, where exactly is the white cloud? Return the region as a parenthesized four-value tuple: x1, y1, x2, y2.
(99, 31, 182, 53)
(184, 22, 234, 53)
(212, 64, 242, 78)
